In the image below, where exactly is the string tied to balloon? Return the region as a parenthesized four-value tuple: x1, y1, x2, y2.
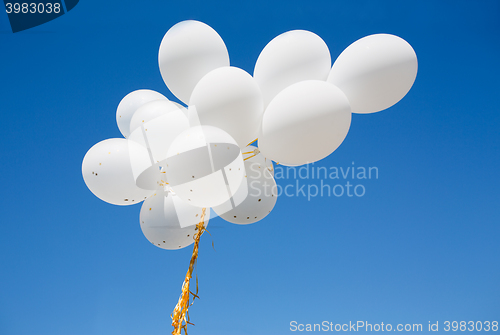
(243, 147, 260, 161)
(171, 208, 207, 335)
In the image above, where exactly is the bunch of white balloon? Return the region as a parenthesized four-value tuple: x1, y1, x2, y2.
(82, 20, 417, 249)
(82, 19, 417, 334)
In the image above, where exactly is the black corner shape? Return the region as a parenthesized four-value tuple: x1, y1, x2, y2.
(64, 0, 77, 11)
(4, 0, 79, 33)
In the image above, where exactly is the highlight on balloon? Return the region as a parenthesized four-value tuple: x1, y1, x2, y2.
(82, 19, 417, 335)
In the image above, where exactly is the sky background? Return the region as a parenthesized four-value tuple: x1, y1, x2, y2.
(1, 1, 499, 334)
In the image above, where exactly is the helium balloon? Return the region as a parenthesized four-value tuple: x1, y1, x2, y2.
(140, 190, 209, 250)
(189, 66, 264, 148)
(116, 89, 167, 138)
(214, 146, 277, 224)
(127, 100, 190, 190)
(259, 80, 351, 166)
(129, 100, 187, 134)
(82, 139, 153, 205)
(165, 125, 246, 208)
(242, 147, 274, 176)
(126, 144, 168, 192)
(128, 102, 189, 164)
(327, 34, 418, 114)
(254, 30, 331, 108)
(159, 20, 230, 104)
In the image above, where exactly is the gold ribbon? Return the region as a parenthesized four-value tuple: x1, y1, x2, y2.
(171, 208, 207, 335)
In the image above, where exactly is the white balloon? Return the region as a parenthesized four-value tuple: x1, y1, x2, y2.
(327, 34, 418, 114)
(82, 139, 153, 205)
(214, 146, 277, 224)
(165, 125, 246, 208)
(129, 100, 187, 134)
(242, 146, 274, 176)
(259, 80, 351, 166)
(189, 66, 264, 148)
(159, 20, 230, 104)
(116, 89, 167, 138)
(140, 190, 209, 250)
(127, 100, 190, 190)
(254, 30, 331, 108)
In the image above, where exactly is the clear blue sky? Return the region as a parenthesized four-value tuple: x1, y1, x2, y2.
(1, 1, 499, 334)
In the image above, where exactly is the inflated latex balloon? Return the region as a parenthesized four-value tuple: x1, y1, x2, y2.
(116, 89, 167, 138)
(140, 190, 209, 250)
(82, 139, 153, 205)
(254, 30, 331, 108)
(327, 34, 418, 114)
(128, 102, 190, 163)
(165, 125, 246, 208)
(214, 146, 277, 224)
(259, 80, 351, 166)
(242, 147, 274, 177)
(129, 100, 187, 134)
(127, 100, 190, 190)
(159, 20, 230, 104)
(189, 66, 263, 148)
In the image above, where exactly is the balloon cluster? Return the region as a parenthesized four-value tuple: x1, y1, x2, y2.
(82, 20, 417, 250)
